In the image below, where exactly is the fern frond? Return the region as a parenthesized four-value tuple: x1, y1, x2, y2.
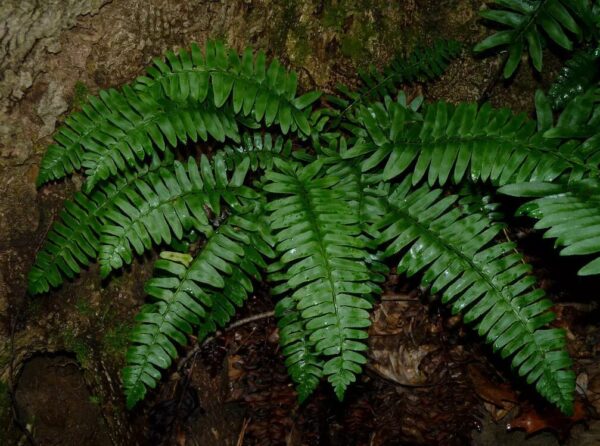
(133, 41, 320, 135)
(549, 46, 600, 110)
(332, 40, 461, 112)
(28, 152, 173, 294)
(219, 132, 293, 172)
(80, 94, 241, 193)
(123, 211, 271, 408)
(342, 100, 598, 185)
(37, 41, 320, 188)
(265, 159, 381, 400)
(374, 176, 575, 414)
(474, 0, 589, 77)
(98, 154, 254, 278)
(500, 179, 600, 275)
(273, 293, 324, 402)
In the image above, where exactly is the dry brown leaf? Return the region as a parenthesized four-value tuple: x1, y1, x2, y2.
(507, 401, 587, 437)
(468, 364, 517, 406)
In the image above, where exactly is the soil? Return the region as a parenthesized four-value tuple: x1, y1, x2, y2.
(0, 1, 599, 445)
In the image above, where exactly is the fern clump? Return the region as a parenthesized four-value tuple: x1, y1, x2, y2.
(30, 40, 586, 416)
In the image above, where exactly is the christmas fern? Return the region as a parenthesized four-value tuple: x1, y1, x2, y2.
(475, 0, 590, 77)
(30, 41, 587, 416)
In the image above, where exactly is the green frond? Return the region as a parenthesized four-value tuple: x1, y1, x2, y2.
(458, 184, 505, 223)
(331, 39, 462, 112)
(474, 0, 589, 77)
(36, 41, 320, 188)
(80, 95, 241, 193)
(218, 132, 293, 172)
(374, 176, 575, 414)
(500, 179, 600, 275)
(133, 41, 320, 135)
(342, 100, 597, 185)
(265, 159, 381, 400)
(274, 293, 324, 402)
(98, 154, 255, 278)
(28, 152, 173, 294)
(123, 211, 272, 408)
(549, 46, 600, 110)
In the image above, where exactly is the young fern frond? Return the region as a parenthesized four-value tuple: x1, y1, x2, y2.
(374, 176, 575, 414)
(342, 99, 598, 186)
(124, 210, 271, 408)
(331, 40, 462, 112)
(37, 41, 320, 189)
(265, 159, 382, 400)
(98, 154, 255, 278)
(28, 152, 174, 294)
(500, 179, 600, 275)
(548, 46, 600, 110)
(474, 0, 588, 77)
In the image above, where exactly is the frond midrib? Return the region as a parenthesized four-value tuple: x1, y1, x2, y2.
(295, 177, 344, 352)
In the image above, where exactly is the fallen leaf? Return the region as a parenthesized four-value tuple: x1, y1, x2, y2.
(468, 364, 517, 420)
(507, 401, 586, 437)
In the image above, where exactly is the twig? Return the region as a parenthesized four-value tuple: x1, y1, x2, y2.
(177, 311, 275, 372)
(236, 418, 250, 446)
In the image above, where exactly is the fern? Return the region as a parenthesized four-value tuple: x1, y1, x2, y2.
(374, 176, 574, 414)
(265, 159, 382, 400)
(37, 41, 320, 190)
(474, 0, 589, 77)
(98, 154, 254, 278)
(124, 210, 271, 408)
(28, 152, 173, 294)
(30, 41, 584, 416)
(500, 179, 600, 275)
(548, 46, 600, 110)
(331, 39, 462, 113)
(342, 99, 596, 185)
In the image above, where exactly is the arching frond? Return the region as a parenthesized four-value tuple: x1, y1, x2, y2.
(37, 41, 320, 188)
(133, 41, 320, 136)
(474, 0, 589, 77)
(123, 211, 272, 408)
(342, 100, 597, 185)
(500, 179, 600, 275)
(98, 154, 254, 277)
(374, 176, 575, 414)
(218, 132, 293, 172)
(28, 152, 173, 294)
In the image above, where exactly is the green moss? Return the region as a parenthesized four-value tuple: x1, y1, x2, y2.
(73, 81, 89, 109)
(322, 3, 346, 30)
(63, 329, 91, 368)
(75, 298, 94, 317)
(288, 23, 311, 64)
(101, 323, 131, 363)
(89, 394, 102, 405)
